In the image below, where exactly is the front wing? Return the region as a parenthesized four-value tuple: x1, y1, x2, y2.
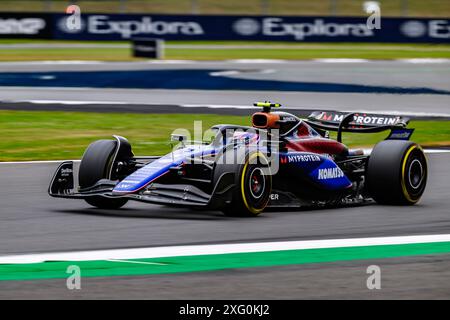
(48, 161, 235, 208)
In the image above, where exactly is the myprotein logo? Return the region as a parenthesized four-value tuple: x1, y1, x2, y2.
(282, 154, 321, 164)
(0, 18, 46, 34)
(233, 18, 374, 40)
(401, 20, 450, 38)
(59, 15, 204, 39)
(317, 112, 400, 126)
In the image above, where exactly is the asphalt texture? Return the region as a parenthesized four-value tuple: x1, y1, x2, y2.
(0, 153, 449, 255)
(0, 60, 449, 299)
(0, 153, 449, 299)
(0, 61, 449, 116)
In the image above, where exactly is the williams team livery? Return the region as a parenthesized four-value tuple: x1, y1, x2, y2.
(49, 102, 428, 217)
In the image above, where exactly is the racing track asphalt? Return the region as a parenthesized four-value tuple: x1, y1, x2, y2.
(0, 60, 449, 298)
(0, 153, 450, 299)
(0, 60, 449, 116)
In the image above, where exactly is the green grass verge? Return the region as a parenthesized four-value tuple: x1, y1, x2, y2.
(0, 40, 449, 61)
(0, 110, 449, 161)
(1, 242, 450, 281)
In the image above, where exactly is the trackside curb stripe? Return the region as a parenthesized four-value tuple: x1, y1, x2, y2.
(1, 242, 450, 281)
(2, 234, 450, 264)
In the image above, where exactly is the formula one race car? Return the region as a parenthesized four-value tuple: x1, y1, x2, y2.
(49, 102, 427, 217)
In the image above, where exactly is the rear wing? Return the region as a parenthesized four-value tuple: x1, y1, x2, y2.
(304, 111, 413, 142)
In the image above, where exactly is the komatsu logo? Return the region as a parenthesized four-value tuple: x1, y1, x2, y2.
(318, 167, 344, 180)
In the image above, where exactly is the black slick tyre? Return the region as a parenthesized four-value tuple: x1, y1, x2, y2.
(367, 140, 427, 205)
(79, 139, 128, 209)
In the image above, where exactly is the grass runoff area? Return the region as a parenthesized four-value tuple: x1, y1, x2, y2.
(0, 40, 449, 61)
(0, 110, 449, 161)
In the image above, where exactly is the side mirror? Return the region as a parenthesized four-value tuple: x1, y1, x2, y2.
(171, 134, 188, 149)
(171, 134, 187, 143)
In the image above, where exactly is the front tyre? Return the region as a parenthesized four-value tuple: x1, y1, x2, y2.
(222, 152, 272, 217)
(79, 139, 128, 209)
(367, 140, 427, 205)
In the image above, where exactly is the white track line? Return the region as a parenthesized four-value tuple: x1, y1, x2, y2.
(313, 58, 369, 63)
(226, 59, 287, 63)
(358, 148, 450, 155)
(0, 61, 105, 65)
(12, 99, 130, 105)
(0, 160, 80, 165)
(1, 234, 450, 264)
(397, 58, 450, 64)
(107, 259, 168, 266)
(5, 100, 450, 118)
(424, 149, 450, 154)
(183, 104, 258, 110)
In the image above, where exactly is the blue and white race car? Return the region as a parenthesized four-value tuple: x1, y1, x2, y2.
(49, 102, 427, 216)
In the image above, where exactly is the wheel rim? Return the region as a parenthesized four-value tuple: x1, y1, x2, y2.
(408, 159, 424, 190)
(249, 167, 265, 199)
(401, 146, 427, 203)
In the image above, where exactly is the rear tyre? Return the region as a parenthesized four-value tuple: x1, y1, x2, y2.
(222, 152, 272, 217)
(79, 139, 128, 209)
(367, 140, 427, 205)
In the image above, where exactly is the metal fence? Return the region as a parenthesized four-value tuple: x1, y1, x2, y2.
(0, 0, 448, 17)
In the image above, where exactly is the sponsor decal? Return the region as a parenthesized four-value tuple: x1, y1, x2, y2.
(59, 15, 205, 39)
(60, 168, 73, 177)
(316, 112, 400, 126)
(262, 18, 373, 40)
(390, 132, 410, 139)
(281, 154, 321, 164)
(48, 13, 448, 43)
(387, 128, 414, 140)
(280, 116, 297, 122)
(0, 18, 46, 34)
(233, 18, 260, 36)
(401, 20, 450, 39)
(353, 115, 400, 125)
(116, 182, 133, 190)
(318, 167, 345, 180)
(429, 20, 450, 39)
(401, 20, 427, 38)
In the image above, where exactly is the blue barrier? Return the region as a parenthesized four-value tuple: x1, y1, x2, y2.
(0, 70, 448, 95)
(0, 12, 448, 43)
(52, 14, 449, 43)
